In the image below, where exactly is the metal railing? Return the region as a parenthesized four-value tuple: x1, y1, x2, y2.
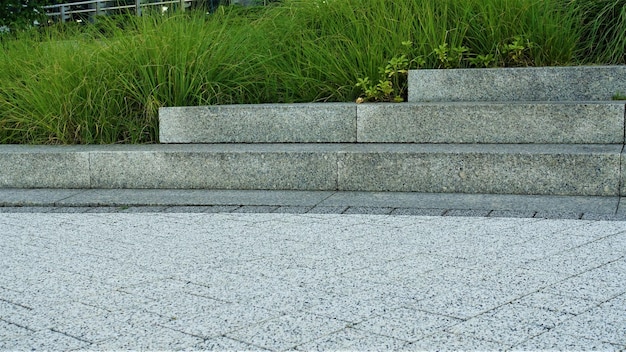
(43, 0, 252, 23)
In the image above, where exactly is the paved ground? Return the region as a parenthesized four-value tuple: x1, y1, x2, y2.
(1, 207, 626, 350)
(2, 189, 626, 220)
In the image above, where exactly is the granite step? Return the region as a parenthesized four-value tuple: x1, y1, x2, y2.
(159, 101, 625, 144)
(408, 65, 626, 102)
(0, 144, 621, 196)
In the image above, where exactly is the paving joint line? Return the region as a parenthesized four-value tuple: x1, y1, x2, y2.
(0, 204, 622, 221)
(0, 297, 33, 311)
(49, 328, 94, 344)
(53, 189, 90, 206)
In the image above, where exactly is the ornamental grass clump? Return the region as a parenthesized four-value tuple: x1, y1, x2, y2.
(0, 0, 623, 144)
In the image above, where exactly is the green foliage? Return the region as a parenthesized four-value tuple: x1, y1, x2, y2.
(356, 41, 425, 103)
(500, 35, 536, 67)
(1, 0, 52, 31)
(0, 0, 624, 144)
(613, 92, 626, 100)
(433, 43, 469, 69)
(468, 54, 496, 68)
(574, 0, 626, 64)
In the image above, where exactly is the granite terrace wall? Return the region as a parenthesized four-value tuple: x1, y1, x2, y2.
(1, 65, 625, 196)
(159, 102, 625, 144)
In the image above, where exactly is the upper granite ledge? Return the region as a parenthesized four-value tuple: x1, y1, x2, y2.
(408, 65, 626, 102)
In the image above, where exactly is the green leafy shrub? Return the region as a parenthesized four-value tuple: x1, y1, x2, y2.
(1, 0, 52, 31)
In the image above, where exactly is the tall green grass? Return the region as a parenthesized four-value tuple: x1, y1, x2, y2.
(575, 0, 626, 63)
(0, 0, 623, 144)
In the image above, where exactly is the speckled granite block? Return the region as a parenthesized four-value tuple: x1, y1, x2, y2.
(159, 103, 356, 143)
(88, 144, 338, 190)
(0, 146, 90, 188)
(409, 66, 626, 102)
(357, 102, 624, 143)
(337, 144, 621, 196)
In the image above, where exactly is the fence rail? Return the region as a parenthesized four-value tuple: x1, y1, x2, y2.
(43, 0, 251, 22)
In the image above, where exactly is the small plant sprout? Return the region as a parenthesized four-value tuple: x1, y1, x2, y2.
(434, 43, 470, 69)
(501, 35, 536, 66)
(356, 40, 426, 103)
(469, 54, 496, 68)
(612, 91, 626, 100)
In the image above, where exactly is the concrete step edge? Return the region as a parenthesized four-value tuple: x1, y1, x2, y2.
(0, 144, 622, 196)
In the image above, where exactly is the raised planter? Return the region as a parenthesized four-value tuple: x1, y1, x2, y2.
(2, 65, 626, 197)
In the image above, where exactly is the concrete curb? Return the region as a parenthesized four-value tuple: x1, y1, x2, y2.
(0, 189, 626, 221)
(1, 189, 624, 220)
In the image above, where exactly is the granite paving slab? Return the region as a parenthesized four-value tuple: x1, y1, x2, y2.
(1, 212, 625, 350)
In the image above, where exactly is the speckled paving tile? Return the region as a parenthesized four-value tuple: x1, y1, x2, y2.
(549, 305, 626, 345)
(245, 285, 337, 314)
(513, 329, 621, 350)
(464, 267, 569, 296)
(0, 329, 91, 351)
(410, 286, 520, 320)
(159, 302, 280, 339)
(92, 327, 203, 351)
(404, 332, 503, 351)
(296, 327, 408, 351)
(446, 303, 574, 347)
(77, 289, 156, 313)
(353, 307, 462, 342)
(522, 248, 624, 276)
(340, 254, 458, 286)
(303, 294, 408, 324)
(0, 320, 32, 342)
(1, 212, 626, 350)
(601, 292, 626, 312)
(512, 291, 599, 316)
(49, 310, 168, 344)
(226, 312, 346, 351)
(542, 272, 626, 302)
(195, 336, 270, 351)
(2, 301, 111, 333)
